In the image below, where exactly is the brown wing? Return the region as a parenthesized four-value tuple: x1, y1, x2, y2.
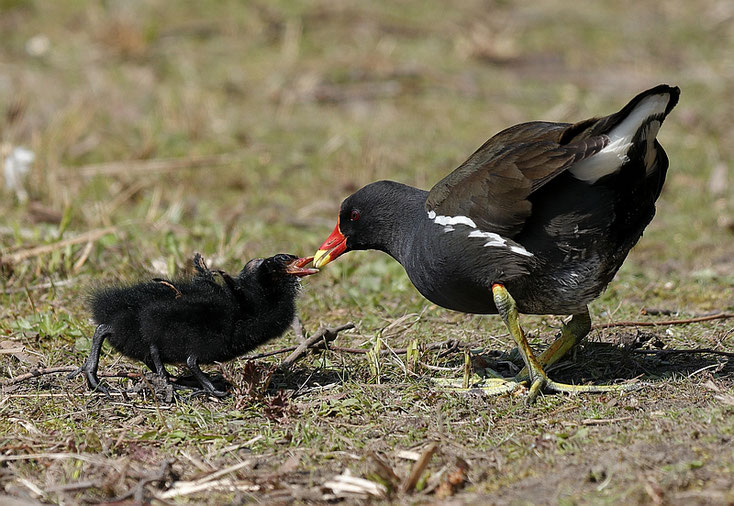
(426, 121, 608, 237)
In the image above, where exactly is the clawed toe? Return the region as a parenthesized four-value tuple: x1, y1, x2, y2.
(66, 367, 83, 380)
(182, 388, 230, 401)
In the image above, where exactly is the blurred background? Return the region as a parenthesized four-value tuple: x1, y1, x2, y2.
(1, 1, 733, 503)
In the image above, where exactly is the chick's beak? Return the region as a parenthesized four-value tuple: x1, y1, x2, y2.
(285, 256, 319, 277)
(313, 222, 347, 268)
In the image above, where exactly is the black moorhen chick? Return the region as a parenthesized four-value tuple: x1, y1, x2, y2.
(313, 85, 680, 402)
(69, 253, 318, 396)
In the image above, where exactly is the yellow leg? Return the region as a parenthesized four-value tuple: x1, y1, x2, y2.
(516, 309, 591, 378)
(492, 284, 638, 404)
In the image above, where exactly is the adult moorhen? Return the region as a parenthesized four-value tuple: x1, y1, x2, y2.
(313, 84, 679, 402)
(69, 253, 318, 397)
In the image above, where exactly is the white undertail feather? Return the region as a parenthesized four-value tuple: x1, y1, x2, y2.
(569, 93, 671, 183)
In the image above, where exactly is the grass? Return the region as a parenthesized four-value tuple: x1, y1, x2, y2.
(1, 0, 733, 503)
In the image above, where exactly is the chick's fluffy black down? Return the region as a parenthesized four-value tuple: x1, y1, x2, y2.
(88, 258, 300, 366)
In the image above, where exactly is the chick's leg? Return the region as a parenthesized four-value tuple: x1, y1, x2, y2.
(67, 324, 112, 396)
(185, 355, 228, 397)
(148, 343, 170, 379)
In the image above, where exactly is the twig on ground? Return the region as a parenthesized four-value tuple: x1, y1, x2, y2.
(280, 323, 355, 370)
(630, 348, 734, 358)
(369, 452, 402, 488)
(45, 480, 100, 493)
(0, 453, 115, 466)
(246, 335, 460, 361)
(329, 339, 461, 356)
(594, 312, 734, 329)
(2, 367, 142, 387)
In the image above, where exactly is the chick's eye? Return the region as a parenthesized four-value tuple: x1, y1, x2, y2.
(350, 209, 360, 221)
(274, 254, 291, 263)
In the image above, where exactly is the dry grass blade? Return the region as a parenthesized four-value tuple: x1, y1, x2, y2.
(4, 226, 117, 263)
(158, 479, 260, 499)
(368, 451, 401, 487)
(582, 416, 634, 425)
(323, 471, 387, 499)
(401, 443, 438, 493)
(67, 153, 242, 178)
(158, 459, 255, 500)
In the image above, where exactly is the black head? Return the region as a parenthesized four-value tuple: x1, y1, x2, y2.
(241, 254, 318, 283)
(313, 180, 425, 268)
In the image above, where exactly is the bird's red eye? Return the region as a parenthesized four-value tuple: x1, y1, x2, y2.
(350, 209, 360, 221)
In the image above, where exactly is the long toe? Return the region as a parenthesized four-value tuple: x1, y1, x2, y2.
(207, 388, 230, 398)
(433, 376, 524, 396)
(545, 378, 644, 396)
(83, 370, 109, 396)
(91, 382, 112, 398)
(66, 366, 83, 380)
(181, 388, 229, 401)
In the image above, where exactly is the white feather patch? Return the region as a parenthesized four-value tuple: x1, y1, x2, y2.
(509, 245, 534, 257)
(427, 211, 533, 256)
(427, 211, 477, 228)
(467, 230, 533, 256)
(570, 93, 670, 183)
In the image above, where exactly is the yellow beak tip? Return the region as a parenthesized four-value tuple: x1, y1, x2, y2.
(313, 250, 331, 269)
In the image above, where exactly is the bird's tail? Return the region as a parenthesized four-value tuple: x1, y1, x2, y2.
(568, 85, 680, 183)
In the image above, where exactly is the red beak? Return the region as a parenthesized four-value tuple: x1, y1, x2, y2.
(313, 221, 347, 268)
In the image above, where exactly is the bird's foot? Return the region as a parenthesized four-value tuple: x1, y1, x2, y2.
(432, 366, 642, 402)
(67, 365, 112, 398)
(432, 366, 525, 396)
(181, 387, 230, 401)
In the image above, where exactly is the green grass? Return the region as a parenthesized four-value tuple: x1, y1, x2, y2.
(1, 0, 733, 503)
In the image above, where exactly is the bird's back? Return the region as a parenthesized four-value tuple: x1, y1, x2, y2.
(512, 86, 679, 313)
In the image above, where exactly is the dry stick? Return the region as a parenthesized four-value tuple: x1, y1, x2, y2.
(631, 348, 734, 358)
(245, 337, 460, 361)
(402, 443, 438, 493)
(45, 480, 100, 493)
(280, 322, 355, 370)
(3, 226, 117, 263)
(331, 339, 460, 356)
(2, 367, 142, 387)
(594, 312, 734, 329)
